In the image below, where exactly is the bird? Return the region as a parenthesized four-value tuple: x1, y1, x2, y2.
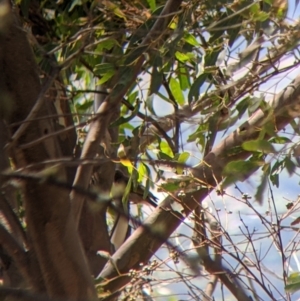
(110, 169, 157, 251)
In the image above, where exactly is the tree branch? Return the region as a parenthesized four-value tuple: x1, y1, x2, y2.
(0, 8, 97, 300)
(137, 21, 300, 152)
(0, 194, 28, 247)
(0, 224, 31, 284)
(98, 73, 300, 293)
(70, 0, 184, 229)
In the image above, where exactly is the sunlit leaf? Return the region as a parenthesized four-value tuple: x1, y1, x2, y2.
(120, 159, 133, 173)
(169, 77, 185, 105)
(175, 51, 192, 63)
(138, 163, 147, 183)
(177, 152, 190, 174)
(253, 11, 269, 21)
(249, 2, 260, 13)
(184, 33, 200, 46)
(160, 140, 174, 158)
(97, 71, 114, 85)
(127, 91, 139, 104)
(146, 0, 156, 11)
(286, 273, 300, 292)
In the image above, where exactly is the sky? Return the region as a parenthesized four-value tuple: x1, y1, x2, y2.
(132, 1, 300, 300)
(82, 1, 300, 299)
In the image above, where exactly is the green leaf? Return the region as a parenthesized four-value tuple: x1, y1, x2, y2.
(242, 140, 276, 154)
(150, 67, 163, 94)
(223, 160, 264, 182)
(138, 163, 147, 183)
(75, 100, 93, 112)
(94, 63, 114, 75)
(260, 121, 276, 138)
(249, 2, 260, 13)
(178, 65, 190, 90)
(236, 97, 250, 118)
(127, 91, 139, 104)
(285, 157, 295, 176)
(146, 0, 156, 11)
(253, 11, 269, 21)
(175, 51, 193, 63)
(255, 170, 268, 204)
(169, 78, 185, 105)
(141, 164, 153, 198)
(111, 67, 134, 95)
(269, 136, 292, 144)
(226, 14, 243, 47)
(159, 182, 180, 192)
(95, 38, 116, 51)
(104, 1, 127, 20)
(187, 131, 199, 143)
(188, 73, 207, 103)
(271, 159, 284, 174)
(97, 71, 114, 85)
(248, 97, 263, 114)
(184, 33, 200, 46)
(286, 273, 300, 292)
(145, 94, 156, 115)
(20, 0, 30, 18)
(270, 173, 279, 187)
(160, 141, 174, 158)
(158, 151, 173, 161)
(263, 0, 273, 5)
(177, 152, 190, 174)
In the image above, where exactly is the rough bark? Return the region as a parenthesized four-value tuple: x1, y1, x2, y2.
(0, 6, 97, 300)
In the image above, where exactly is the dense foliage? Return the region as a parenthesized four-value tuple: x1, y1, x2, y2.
(1, 0, 300, 300)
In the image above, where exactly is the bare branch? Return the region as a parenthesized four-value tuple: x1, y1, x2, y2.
(0, 194, 28, 247)
(98, 72, 300, 293)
